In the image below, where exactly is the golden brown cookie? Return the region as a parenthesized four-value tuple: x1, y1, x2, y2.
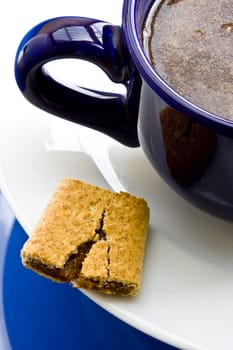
(21, 178, 150, 296)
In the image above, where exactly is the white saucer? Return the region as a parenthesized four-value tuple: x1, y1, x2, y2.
(1, 1, 233, 349)
(1, 106, 233, 350)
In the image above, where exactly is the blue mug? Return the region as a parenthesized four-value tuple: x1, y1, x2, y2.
(14, 0, 233, 221)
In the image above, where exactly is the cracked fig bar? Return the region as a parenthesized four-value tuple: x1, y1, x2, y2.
(21, 179, 150, 296)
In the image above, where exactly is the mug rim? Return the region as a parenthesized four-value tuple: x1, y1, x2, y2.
(122, 0, 233, 135)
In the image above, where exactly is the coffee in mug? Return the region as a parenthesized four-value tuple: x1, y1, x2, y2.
(143, 0, 233, 120)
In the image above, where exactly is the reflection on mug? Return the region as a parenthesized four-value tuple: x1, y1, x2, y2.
(160, 106, 217, 185)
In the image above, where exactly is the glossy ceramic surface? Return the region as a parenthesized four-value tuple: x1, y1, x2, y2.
(14, 0, 233, 220)
(1, 109, 233, 350)
(122, 0, 233, 221)
(15, 16, 140, 147)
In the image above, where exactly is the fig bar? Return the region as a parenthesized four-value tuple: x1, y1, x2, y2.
(21, 178, 150, 296)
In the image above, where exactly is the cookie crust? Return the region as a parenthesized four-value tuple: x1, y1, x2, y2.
(21, 179, 149, 296)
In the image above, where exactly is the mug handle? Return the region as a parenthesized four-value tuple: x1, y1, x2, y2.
(15, 17, 141, 147)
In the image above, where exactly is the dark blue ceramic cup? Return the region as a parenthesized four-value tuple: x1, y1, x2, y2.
(14, 0, 233, 221)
